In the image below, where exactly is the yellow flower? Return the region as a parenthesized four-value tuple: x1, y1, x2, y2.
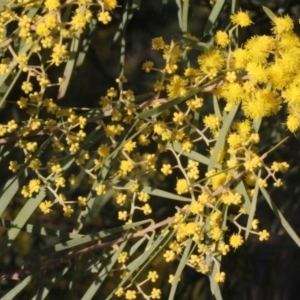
(172, 111, 185, 126)
(63, 205, 74, 217)
(17, 96, 28, 109)
(68, 174, 77, 185)
(120, 160, 134, 175)
(148, 271, 159, 282)
(152, 37, 165, 50)
(95, 184, 106, 195)
(181, 139, 193, 152)
(242, 89, 281, 120)
(246, 62, 268, 84)
(214, 272, 226, 283)
(137, 191, 150, 202)
(229, 233, 244, 249)
(142, 60, 154, 72)
(153, 80, 165, 91)
(251, 219, 259, 230)
(123, 140, 136, 153)
(175, 179, 189, 195)
(78, 196, 87, 207)
(55, 177, 66, 188)
(211, 226, 222, 241)
(186, 97, 203, 111)
(203, 114, 222, 130)
(218, 242, 230, 255)
(98, 144, 110, 158)
(51, 44, 68, 66)
(129, 182, 139, 193)
(142, 203, 152, 215)
(245, 35, 274, 64)
(161, 164, 173, 176)
(258, 230, 270, 241)
(115, 287, 124, 297)
(230, 10, 253, 27)
(221, 82, 245, 105)
(214, 30, 230, 48)
(163, 250, 176, 262)
(225, 71, 237, 83)
(21, 81, 33, 94)
(167, 75, 188, 99)
(39, 201, 52, 214)
(29, 179, 41, 194)
(103, 0, 117, 11)
(45, 0, 60, 10)
(125, 290, 136, 300)
(286, 114, 300, 132)
(9, 161, 20, 173)
(198, 48, 225, 76)
(118, 211, 128, 221)
(271, 162, 289, 173)
(151, 288, 162, 299)
(98, 11, 112, 25)
(118, 251, 129, 264)
(272, 15, 294, 35)
(116, 193, 127, 206)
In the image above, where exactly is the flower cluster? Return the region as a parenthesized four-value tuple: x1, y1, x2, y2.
(0, 4, 296, 299)
(0, 0, 119, 218)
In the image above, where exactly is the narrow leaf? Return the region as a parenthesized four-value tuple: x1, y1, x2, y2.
(204, 0, 226, 35)
(141, 185, 191, 202)
(28, 220, 150, 257)
(260, 187, 300, 247)
(262, 6, 277, 22)
(245, 169, 261, 239)
(0, 188, 46, 254)
(0, 274, 32, 300)
(58, 33, 80, 99)
(169, 238, 192, 300)
(208, 104, 239, 170)
(81, 239, 128, 300)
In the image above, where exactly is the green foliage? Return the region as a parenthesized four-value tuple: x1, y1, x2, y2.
(0, 1, 300, 299)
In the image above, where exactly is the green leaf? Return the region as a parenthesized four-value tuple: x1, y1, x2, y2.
(106, 226, 175, 299)
(0, 175, 24, 217)
(235, 179, 251, 213)
(204, 0, 226, 35)
(245, 169, 261, 239)
(0, 188, 46, 254)
(129, 237, 147, 256)
(252, 118, 262, 133)
(170, 142, 222, 169)
(81, 239, 128, 300)
(173, 35, 209, 52)
(169, 238, 192, 300)
(208, 266, 223, 300)
(262, 6, 277, 22)
(27, 220, 150, 258)
(137, 88, 200, 119)
(137, 76, 223, 119)
(175, 0, 183, 30)
(141, 185, 191, 202)
(0, 218, 83, 239)
(0, 134, 54, 217)
(260, 187, 300, 247)
(31, 267, 70, 300)
(57, 33, 80, 99)
(213, 94, 222, 118)
(0, 274, 32, 300)
(0, 39, 34, 109)
(208, 104, 239, 171)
